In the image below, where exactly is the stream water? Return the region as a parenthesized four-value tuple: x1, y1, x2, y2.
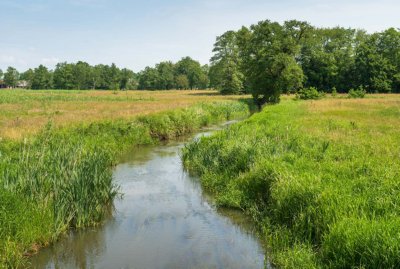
(30, 124, 268, 269)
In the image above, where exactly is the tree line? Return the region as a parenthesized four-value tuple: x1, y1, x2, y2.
(209, 20, 400, 105)
(0, 56, 209, 90)
(1, 20, 399, 101)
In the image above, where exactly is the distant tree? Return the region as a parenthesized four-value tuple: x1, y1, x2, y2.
(53, 62, 74, 89)
(175, 74, 189, 89)
(73, 61, 91, 90)
(89, 65, 103, 89)
(20, 69, 34, 88)
(138, 67, 159, 90)
(156, 61, 175, 89)
(120, 68, 137, 90)
(4, 67, 19, 88)
(107, 63, 121, 90)
(0, 69, 3, 80)
(175, 57, 205, 89)
(355, 28, 400, 93)
(31, 65, 53, 89)
(300, 27, 364, 92)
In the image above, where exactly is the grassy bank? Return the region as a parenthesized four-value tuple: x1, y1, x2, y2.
(182, 95, 400, 268)
(0, 100, 251, 268)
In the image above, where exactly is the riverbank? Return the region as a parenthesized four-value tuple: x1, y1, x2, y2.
(0, 100, 251, 268)
(182, 95, 400, 268)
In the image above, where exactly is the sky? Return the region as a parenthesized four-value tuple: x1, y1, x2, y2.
(1, 0, 399, 72)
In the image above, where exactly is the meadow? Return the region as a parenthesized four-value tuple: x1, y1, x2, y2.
(0, 89, 251, 268)
(182, 94, 400, 268)
(0, 89, 244, 140)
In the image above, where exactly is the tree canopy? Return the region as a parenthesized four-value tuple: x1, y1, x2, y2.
(209, 20, 400, 105)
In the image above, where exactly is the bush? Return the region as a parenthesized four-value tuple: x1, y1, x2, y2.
(331, 87, 338, 97)
(348, 86, 366, 98)
(296, 87, 324, 100)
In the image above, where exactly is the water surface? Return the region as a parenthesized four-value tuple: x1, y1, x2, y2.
(31, 125, 267, 269)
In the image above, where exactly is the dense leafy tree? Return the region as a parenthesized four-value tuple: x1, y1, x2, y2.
(237, 20, 304, 106)
(4, 67, 19, 88)
(175, 57, 205, 89)
(355, 28, 400, 93)
(53, 62, 74, 89)
(155, 61, 175, 90)
(175, 74, 189, 89)
(120, 68, 138, 90)
(210, 31, 244, 94)
(73, 61, 91, 90)
(31, 65, 53, 89)
(138, 67, 159, 90)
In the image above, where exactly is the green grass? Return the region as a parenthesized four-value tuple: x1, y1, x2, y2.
(182, 96, 400, 268)
(0, 101, 250, 268)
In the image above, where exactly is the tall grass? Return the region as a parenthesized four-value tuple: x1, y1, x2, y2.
(182, 97, 400, 268)
(0, 101, 250, 268)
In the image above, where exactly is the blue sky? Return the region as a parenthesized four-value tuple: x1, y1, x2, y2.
(1, 0, 399, 72)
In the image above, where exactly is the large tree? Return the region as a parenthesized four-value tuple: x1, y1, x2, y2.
(4, 67, 19, 88)
(210, 31, 244, 94)
(138, 66, 159, 90)
(53, 62, 74, 89)
(237, 20, 304, 106)
(175, 57, 205, 89)
(31, 65, 53, 89)
(156, 61, 175, 89)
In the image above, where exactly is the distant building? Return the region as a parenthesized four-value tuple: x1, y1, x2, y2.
(16, 80, 28, 88)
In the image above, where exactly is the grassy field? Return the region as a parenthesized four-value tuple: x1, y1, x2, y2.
(0, 89, 244, 140)
(0, 90, 251, 268)
(182, 94, 400, 268)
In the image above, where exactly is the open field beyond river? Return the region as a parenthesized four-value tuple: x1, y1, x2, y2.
(0, 89, 246, 140)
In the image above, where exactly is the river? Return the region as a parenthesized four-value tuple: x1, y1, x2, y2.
(30, 123, 268, 269)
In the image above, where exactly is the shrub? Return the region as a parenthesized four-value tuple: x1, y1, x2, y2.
(296, 87, 324, 100)
(331, 87, 338, 97)
(348, 86, 366, 98)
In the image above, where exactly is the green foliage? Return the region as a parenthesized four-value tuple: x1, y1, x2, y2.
(138, 57, 209, 90)
(296, 87, 324, 100)
(31, 65, 53, 89)
(210, 31, 244, 94)
(348, 86, 366, 98)
(4, 67, 19, 88)
(237, 21, 305, 106)
(0, 101, 250, 267)
(331, 87, 338, 97)
(208, 22, 400, 101)
(182, 99, 400, 268)
(52, 61, 137, 90)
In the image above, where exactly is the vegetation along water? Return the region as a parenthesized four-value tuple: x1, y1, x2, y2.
(182, 94, 400, 268)
(0, 97, 251, 268)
